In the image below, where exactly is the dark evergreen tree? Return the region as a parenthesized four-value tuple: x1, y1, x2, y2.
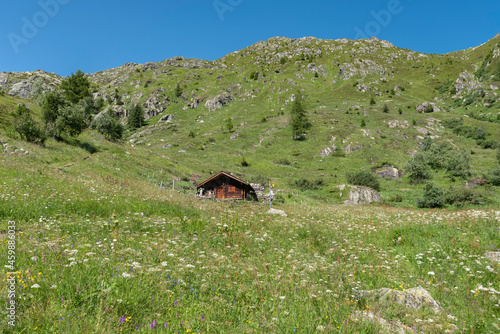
(290, 93, 309, 140)
(60, 70, 91, 104)
(175, 83, 182, 98)
(127, 104, 146, 130)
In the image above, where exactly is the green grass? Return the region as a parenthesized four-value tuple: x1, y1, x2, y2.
(0, 34, 500, 333)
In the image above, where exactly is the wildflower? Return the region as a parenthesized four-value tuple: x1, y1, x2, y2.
(119, 316, 126, 324)
(427, 271, 435, 275)
(174, 300, 177, 307)
(61, 297, 64, 302)
(164, 322, 168, 328)
(122, 272, 131, 278)
(150, 320, 157, 328)
(31, 284, 40, 288)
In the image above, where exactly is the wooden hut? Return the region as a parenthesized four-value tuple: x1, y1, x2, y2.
(196, 171, 257, 201)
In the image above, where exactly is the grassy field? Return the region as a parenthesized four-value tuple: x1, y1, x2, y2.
(0, 144, 499, 332)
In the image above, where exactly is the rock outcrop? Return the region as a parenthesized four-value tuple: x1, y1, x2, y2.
(355, 287, 442, 312)
(374, 165, 402, 179)
(416, 102, 440, 113)
(204, 92, 232, 111)
(343, 186, 381, 205)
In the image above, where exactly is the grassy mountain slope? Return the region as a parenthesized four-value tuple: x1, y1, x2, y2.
(1, 36, 500, 333)
(1, 35, 500, 209)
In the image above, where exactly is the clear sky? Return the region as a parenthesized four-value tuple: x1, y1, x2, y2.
(1, 0, 499, 76)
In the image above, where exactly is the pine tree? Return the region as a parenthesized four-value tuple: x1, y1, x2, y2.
(127, 105, 146, 130)
(290, 93, 309, 140)
(175, 83, 182, 98)
(60, 70, 91, 104)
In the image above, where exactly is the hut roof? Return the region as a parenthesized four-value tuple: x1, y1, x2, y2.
(196, 171, 251, 189)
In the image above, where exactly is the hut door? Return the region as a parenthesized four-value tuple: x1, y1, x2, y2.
(215, 186, 225, 199)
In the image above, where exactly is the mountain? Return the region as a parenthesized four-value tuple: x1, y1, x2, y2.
(1, 34, 500, 208)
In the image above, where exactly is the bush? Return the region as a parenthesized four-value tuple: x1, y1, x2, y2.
(442, 118, 463, 129)
(274, 158, 292, 166)
(444, 186, 482, 206)
(291, 178, 324, 191)
(390, 194, 403, 202)
(369, 97, 376, 105)
(53, 104, 91, 137)
(425, 142, 453, 169)
(12, 104, 46, 144)
(345, 170, 381, 191)
(241, 157, 250, 167)
(488, 168, 500, 186)
(444, 150, 470, 178)
(417, 183, 445, 208)
(273, 194, 285, 204)
(382, 104, 389, 113)
(405, 153, 432, 183)
(91, 109, 123, 140)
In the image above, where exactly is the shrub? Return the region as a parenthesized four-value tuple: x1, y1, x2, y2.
(442, 118, 463, 129)
(274, 158, 292, 166)
(405, 153, 432, 183)
(175, 83, 182, 97)
(444, 186, 482, 206)
(417, 183, 445, 208)
(425, 142, 453, 169)
(488, 168, 500, 186)
(345, 170, 381, 191)
(53, 104, 90, 138)
(360, 119, 366, 128)
(12, 104, 46, 144)
(291, 178, 324, 191)
(369, 97, 376, 105)
(241, 157, 250, 167)
(390, 194, 403, 202)
(382, 104, 389, 113)
(444, 150, 470, 178)
(332, 147, 346, 157)
(273, 194, 285, 204)
(91, 110, 124, 140)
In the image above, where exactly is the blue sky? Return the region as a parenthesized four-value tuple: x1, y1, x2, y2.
(1, 0, 499, 76)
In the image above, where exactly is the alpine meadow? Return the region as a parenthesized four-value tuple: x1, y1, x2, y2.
(1, 33, 500, 333)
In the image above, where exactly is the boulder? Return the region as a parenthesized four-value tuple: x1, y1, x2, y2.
(344, 143, 362, 154)
(143, 96, 166, 119)
(229, 132, 240, 140)
(266, 208, 287, 217)
(355, 287, 441, 312)
(204, 92, 232, 111)
(416, 102, 440, 113)
(159, 114, 174, 122)
(374, 165, 402, 179)
(319, 145, 336, 157)
(344, 186, 381, 205)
